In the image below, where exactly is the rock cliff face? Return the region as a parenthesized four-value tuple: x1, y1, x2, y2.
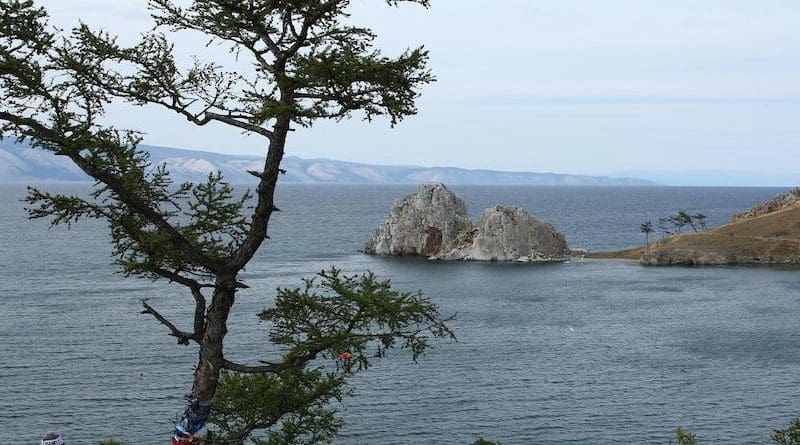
(364, 184, 571, 262)
(439, 206, 570, 261)
(640, 248, 800, 266)
(362, 184, 471, 256)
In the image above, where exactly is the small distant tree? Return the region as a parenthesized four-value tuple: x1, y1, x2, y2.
(658, 217, 673, 238)
(772, 419, 800, 445)
(691, 213, 708, 231)
(675, 426, 697, 445)
(640, 221, 653, 247)
(677, 211, 697, 232)
(668, 212, 690, 233)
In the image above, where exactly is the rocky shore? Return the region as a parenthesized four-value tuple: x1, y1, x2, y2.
(363, 184, 572, 262)
(365, 184, 800, 266)
(731, 188, 800, 222)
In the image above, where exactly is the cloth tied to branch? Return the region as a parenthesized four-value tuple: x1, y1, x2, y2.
(172, 396, 212, 443)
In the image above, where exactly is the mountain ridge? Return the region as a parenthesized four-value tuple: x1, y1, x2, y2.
(613, 169, 799, 187)
(0, 141, 655, 186)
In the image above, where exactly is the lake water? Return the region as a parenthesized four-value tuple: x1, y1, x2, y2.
(1, 184, 799, 444)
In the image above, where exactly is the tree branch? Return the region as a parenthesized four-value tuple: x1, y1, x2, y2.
(225, 111, 290, 269)
(222, 348, 323, 374)
(66, 152, 224, 273)
(151, 267, 248, 289)
(150, 268, 208, 337)
(141, 299, 198, 345)
(285, 0, 346, 57)
(0, 111, 58, 139)
(201, 111, 274, 138)
(1, 109, 223, 274)
(152, 267, 205, 288)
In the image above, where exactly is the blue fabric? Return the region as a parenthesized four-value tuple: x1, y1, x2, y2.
(174, 398, 211, 435)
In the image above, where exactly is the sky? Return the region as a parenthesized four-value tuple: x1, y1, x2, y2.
(35, 0, 800, 178)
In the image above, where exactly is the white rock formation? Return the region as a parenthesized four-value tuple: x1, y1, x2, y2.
(363, 183, 471, 256)
(440, 206, 570, 262)
(364, 184, 571, 262)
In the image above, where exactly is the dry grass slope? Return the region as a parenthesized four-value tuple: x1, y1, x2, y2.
(590, 198, 800, 265)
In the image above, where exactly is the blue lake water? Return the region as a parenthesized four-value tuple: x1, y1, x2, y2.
(1, 184, 799, 444)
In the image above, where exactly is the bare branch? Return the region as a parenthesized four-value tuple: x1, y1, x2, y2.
(293, 92, 338, 101)
(150, 268, 208, 337)
(221, 348, 322, 374)
(152, 267, 206, 288)
(201, 111, 274, 138)
(141, 299, 198, 345)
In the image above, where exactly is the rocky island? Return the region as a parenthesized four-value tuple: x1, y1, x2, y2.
(594, 188, 800, 265)
(363, 184, 572, 262)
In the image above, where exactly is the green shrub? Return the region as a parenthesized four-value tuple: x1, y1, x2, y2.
(772, 419, 800, 445)
(675, 426, 697, 445)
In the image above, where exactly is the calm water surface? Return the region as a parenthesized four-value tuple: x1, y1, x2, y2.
(1, 185, 798, 444)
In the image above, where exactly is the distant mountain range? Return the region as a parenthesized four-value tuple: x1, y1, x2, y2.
(0, 141, 654, 186)
(612, 169, 799, 187)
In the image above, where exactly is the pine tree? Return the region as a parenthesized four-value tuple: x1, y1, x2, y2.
(1, 1, 450, 442)
(640, 221, 653, 247)
(691, 213, 708, 231)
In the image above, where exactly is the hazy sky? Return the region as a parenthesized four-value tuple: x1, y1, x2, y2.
(37, 1, 800, 176)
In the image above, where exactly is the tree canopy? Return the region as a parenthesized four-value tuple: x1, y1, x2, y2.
(1, 1, 447, 443)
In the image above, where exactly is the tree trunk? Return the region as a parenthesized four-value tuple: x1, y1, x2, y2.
(193, 276, 237, 412)
(186, 109, 291, 431)
(191, 115, 291, 407)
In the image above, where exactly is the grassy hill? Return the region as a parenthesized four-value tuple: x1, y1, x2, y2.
(590, 189, 800, 265)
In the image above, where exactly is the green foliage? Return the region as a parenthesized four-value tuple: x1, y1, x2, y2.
(2, 0, 252, 281)
(97, 440, 127, 445)
(669, 211, 688, 233)
(212, 368, 346, 445)
(473, 439, 501, 445)
(675, 426, 697, 445)
(26, 165, 252, 280)
(772, 419, 800, 445)
(292, 45, 434, 125)
(652, 211, 707, 238)
(675, 211, 696, 232)
(212, 268, 454, 444)
(63, 0, 435, 132)
(2, 0, 434, 283)
(263, 267, 454, 369)
(2, 2, 446, 444)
